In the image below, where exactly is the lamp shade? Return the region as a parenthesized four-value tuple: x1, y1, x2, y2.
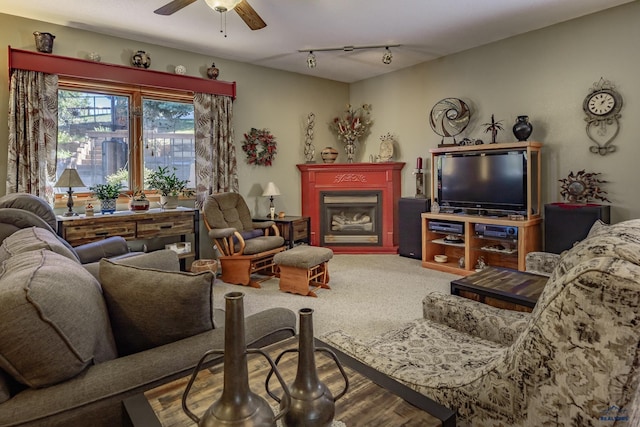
(262, 182, 281, 197)
(54, 169, 85, 188)
(204, 0, 242, 12)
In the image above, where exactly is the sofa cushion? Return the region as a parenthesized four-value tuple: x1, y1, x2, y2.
(99, 259, 216, 356)
(0, 226, 80, 264)
(0, 250, 117, 388)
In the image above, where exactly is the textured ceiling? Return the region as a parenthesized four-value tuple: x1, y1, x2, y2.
(1, 0, 633, 83)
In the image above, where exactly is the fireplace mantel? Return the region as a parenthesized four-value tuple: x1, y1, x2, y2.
(297, 162, 405, 254)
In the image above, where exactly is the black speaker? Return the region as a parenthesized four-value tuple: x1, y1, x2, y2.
(544, 203, 611, 254)
(398, 198, 430, 259)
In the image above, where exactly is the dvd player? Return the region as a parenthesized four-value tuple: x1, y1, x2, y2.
(428, 220, 464, 234)
(474, 223, 518, 239)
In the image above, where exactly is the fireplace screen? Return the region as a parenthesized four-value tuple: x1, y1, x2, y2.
(320, 191, 382, 246)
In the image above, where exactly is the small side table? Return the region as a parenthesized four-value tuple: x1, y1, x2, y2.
(254, 216, 311, 249)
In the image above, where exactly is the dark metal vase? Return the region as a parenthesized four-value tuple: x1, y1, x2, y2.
(513, 115, 533, 141)
(182, 292, 290, 426)
(267, 308, 349, 427)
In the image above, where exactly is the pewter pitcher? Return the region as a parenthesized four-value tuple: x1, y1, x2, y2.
(182, 292, 290, 426)
(267, 308, 349, 427)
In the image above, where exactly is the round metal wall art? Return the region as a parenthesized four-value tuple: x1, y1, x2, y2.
(429, 98, 471, 144)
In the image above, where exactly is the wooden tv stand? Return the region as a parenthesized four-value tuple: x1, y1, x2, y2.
(421, 213, 542, 276)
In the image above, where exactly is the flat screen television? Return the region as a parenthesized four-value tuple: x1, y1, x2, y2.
(437, 149, 527, 215)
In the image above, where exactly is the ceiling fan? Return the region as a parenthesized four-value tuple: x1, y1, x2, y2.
(154, 0, 266, 30)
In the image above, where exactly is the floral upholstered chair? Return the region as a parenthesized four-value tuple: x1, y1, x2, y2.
(323, 219, 640, 426)
(202, 192, 285, 288)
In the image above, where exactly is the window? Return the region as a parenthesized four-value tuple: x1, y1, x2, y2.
(56, 80, 195, 196)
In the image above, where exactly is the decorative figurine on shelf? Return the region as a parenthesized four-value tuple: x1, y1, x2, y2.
(482, 114, 504, 144)
(559, 170, 611, 204)
(475, 256, 487, 271)
(304, 112, 316, 163)
(85, 203, 94, 217)
(207, 62, 220, 80)
(33, 31, 55, 53)
(132, 50, 151, 68)
(376, 133, 395, 162)
(414, 156, 426, 198)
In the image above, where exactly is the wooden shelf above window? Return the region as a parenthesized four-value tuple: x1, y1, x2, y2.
(8, 46, 236, 98)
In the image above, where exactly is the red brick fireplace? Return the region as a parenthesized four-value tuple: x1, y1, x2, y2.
(297, 162, 405, 254)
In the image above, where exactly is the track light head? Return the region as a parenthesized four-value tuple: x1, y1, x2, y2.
(382, 47, 393, 65)
(307, 51, 317, 68)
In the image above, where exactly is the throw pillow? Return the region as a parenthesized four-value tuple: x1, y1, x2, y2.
(587, 219, 609, 238)
(99, 259, 215, 356)
(0, 226, 80, 264)
(0, 250, 117, 388)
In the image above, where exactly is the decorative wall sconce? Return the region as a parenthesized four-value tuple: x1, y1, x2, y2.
(307, 51, 317, 69)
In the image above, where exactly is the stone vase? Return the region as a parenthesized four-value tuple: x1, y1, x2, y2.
(320, 147, 338, 163)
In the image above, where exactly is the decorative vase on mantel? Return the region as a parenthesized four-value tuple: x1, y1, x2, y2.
(320, 147, 338, 163)
(344, 139, 357, 163)
(513, 115, 533, 141)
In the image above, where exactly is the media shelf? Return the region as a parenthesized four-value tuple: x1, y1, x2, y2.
(422, 212, 542, 276)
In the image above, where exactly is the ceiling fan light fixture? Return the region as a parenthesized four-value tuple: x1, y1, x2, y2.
(204, 0, 243, 13)
(307, 51, 317, 69)
(382, 47, 393, 64)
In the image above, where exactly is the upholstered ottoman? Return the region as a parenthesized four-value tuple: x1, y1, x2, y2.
(273, 246, 333, 297)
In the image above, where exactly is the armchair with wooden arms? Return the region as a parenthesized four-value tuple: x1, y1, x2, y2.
(202, 192, 285, 288)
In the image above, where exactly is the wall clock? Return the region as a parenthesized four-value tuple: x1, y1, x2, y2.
(583, 78, 623, 155)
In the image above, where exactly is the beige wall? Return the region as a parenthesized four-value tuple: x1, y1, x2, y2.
(1, 1, 639, 224)
(352, 1, 640, 222)
(0, 13, 349, 218)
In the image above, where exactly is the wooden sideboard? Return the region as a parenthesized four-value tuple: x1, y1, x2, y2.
(57, 207, 199, 262)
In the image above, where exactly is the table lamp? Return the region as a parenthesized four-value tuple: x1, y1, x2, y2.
(54, 168, 86, 216)
(262, 182, 281, 219)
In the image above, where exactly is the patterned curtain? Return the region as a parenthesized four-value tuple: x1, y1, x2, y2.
(193, 93, 238, 207)
(7, 70, 58, 202)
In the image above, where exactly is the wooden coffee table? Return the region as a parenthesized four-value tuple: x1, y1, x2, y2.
(450, 266, 548, 312)
(123, 337, 456, 427)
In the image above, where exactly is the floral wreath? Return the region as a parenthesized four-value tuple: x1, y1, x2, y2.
(242, 128, 277, 166)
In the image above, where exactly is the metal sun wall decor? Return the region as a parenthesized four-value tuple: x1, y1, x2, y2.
(559, 170, 610, 204)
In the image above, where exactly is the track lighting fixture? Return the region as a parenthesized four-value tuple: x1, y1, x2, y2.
(298, 44, 400, 68)
(307, 51, 317, 69)
(382, 47, 393, 65)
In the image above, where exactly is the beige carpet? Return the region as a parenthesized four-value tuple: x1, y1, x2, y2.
(213, 254, 460, 340)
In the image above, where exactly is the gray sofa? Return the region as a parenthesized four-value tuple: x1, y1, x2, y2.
(0, 225, 296, 427)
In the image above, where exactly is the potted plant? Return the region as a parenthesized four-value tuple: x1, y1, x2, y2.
(89, 182, 124, 214)
(145, 166, 191, 209)
(128, 189, 150, 212)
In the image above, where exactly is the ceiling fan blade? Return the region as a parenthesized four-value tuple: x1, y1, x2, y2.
(154, 0, 198, 15)
(234, 0, 267, 30)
